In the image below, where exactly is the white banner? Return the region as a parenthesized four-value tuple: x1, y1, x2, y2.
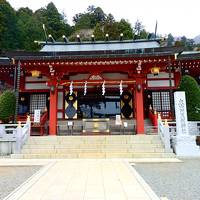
(34, 109, 41, 123)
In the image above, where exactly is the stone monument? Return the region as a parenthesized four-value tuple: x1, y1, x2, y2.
(173, 91, 200, 156)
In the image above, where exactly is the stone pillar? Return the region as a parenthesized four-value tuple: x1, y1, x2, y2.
(49, 84, 58, 136)
(135, 78, 144, 134)
(173, 91, 200, 156)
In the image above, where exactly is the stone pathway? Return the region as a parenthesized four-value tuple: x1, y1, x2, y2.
(2, 159, 161, 200)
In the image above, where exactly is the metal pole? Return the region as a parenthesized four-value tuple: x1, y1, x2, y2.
(168, 57, 174, 118)
(15, 61, 21, 122)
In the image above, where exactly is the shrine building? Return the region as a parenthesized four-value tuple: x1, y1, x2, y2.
(0, 37, 200, 135)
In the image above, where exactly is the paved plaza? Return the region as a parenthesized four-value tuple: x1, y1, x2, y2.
(0, 158, 170, 200)
(2, 158, 200, 200)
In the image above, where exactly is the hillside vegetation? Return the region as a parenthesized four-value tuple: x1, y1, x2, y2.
(0, 0, 197, 51)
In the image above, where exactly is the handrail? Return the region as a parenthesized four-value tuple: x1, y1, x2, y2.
(18, 111, 48, 136)
(0, 119, 31, 154)
(158, 119, 171, 152)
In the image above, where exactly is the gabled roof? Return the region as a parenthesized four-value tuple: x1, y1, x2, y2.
(40, 39, 161, 52)
(0, 46, 184, 61)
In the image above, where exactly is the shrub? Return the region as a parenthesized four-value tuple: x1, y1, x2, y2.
(179, 75, 200, 121)
(0, 90, 16, 123)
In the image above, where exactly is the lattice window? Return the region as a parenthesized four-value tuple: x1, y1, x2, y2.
(152, 91, 171, 112)
(30, 94, 46, 113)
(152, 92, 161, 111)
(161, 92, 171, 111)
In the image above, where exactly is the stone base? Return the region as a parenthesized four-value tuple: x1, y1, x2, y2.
(173, 135, 200, 156)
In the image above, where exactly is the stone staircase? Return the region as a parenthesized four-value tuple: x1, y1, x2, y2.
(11, 135, 175, 159)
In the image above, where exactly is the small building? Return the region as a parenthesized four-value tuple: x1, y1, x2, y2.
(1, 38, 200, 135)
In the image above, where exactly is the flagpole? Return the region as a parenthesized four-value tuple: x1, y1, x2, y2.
(43, 24, 48, 43)
(154, 20, 158, 39)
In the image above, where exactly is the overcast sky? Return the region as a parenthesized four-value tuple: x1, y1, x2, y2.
(7, 0, 199, 38)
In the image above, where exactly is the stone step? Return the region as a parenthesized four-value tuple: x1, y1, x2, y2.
(16, 135, 175, 159)
(23, 143, 164, 149)
(21, 147, 165, 154)
(11, 152, 175, 159)
(26, 137, 162, 145)
(27, 135, 161, 142)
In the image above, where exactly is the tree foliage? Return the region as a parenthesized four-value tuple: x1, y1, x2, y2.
(0, 0, 18, 50)
(0, 1, 72, 51)
(72, 6, 136, 40)
(0, 90, 16, 122)
(1, 1, 196, 51)
(174, 36, 194, 50)
(93, 23, 104, 40)
(179, 75, 200, 121)
(73, 5, 106, 30)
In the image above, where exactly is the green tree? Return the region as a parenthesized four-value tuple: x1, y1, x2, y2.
(0, 90, 16, 123)
(133, 20, 148, 39)
(16, 7, 42, 51)
(103, 14, 119, 40)
(0, 0, 19, 50)
(93, 7, 106, 25)
(73, 5, 106, 30)
(74, 13, 93, 30)
(179, 75, 200, 121)
(167, 33, 174, 47)
(134, 20, 144, 36)
(93, 23, 104, 40)
(118, 19, 133, 39)
(34, 2, 72, 40)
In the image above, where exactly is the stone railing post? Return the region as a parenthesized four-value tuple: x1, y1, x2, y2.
(158, 116, 171, 152)
(14, 122, 23, 154)
(163, 119, 171, 152)
(0, 124, 5, 137)
(26, 115, 31, 136)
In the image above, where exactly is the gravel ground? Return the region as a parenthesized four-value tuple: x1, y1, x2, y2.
(0, 166, 41, 200)
(134, 159, 200, 200)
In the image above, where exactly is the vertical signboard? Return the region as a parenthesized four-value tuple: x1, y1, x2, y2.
(34, 109, 41, 123)
(174, 91, 189, 136)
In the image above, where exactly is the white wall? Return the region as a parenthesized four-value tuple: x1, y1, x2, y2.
(25, 76, 49, 90)
(147, 72, 175, 88)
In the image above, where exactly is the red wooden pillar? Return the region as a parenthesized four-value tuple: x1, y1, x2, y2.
(49, 85, 58, 136)
(135, 78, 145, 134)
